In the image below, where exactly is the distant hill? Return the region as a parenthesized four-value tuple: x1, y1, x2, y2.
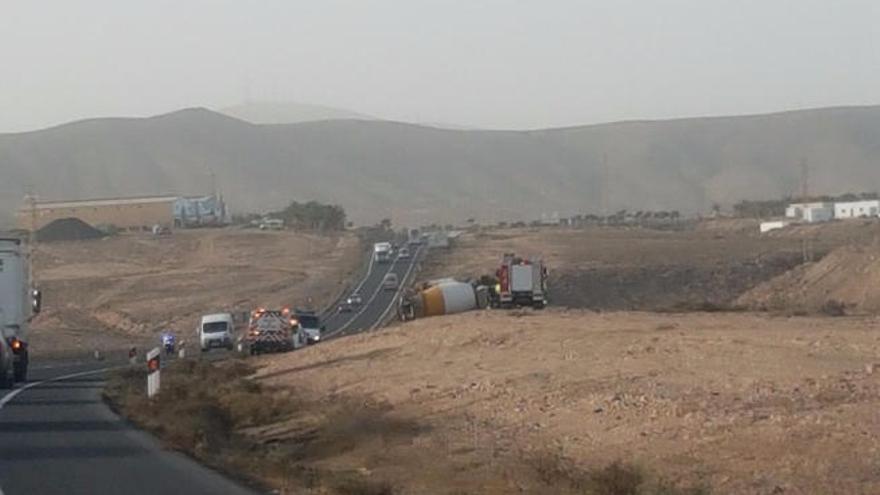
(218, 101, 375, 124)
(2, 105, 880, 227)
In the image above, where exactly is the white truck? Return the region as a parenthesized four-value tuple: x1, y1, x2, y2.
(0, 238, 41, 385)
(373, 242, 393, 263)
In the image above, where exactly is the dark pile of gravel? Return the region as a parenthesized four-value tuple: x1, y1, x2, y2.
(36, 218, 106, 242)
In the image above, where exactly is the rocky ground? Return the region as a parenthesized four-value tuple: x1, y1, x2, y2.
(250, 309, 880, 494)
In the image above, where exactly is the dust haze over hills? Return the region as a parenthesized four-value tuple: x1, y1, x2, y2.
(218, 101, 376, 125)
(2, 105, 880, 228)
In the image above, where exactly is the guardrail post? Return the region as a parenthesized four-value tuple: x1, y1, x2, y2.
(146, 347, 161, 398)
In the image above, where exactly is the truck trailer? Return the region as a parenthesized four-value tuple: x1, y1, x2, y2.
(0, 238, 41, 385)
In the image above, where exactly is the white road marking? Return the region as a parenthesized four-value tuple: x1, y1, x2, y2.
(372, 245, 423, 330)
(321, 251, 376, 323)
(326, 254, 402, 338)
(0, 366, 118, 411)
(0, 369, 117, 495)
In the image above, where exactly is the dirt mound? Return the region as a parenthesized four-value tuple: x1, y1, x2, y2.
(738, 244, 880, 314)
(36, 217, 106, 242)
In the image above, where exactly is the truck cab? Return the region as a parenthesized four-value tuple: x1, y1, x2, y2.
(240, 308, 308, 355)
(373, 242, 392, 263)
(198, 313, 235, 352)
(0, 238, 40, 384)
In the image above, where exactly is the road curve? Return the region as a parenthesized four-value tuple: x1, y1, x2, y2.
(0, 244, 423, 494)
(0, 360, 260, 495)
(321, 243, 423, 339)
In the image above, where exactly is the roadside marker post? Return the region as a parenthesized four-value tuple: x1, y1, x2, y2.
(146, 347, 161, 398)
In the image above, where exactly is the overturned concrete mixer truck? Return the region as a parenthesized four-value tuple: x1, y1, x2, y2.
(398, 279, 490, 321)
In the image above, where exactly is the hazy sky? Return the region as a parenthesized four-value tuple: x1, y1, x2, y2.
(1, 0, 878, 132)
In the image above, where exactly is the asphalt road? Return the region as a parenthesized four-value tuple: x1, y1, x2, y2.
(0, 360, 260, 495)
(321, 243, 423, 339)
(0, 244, 422, 495)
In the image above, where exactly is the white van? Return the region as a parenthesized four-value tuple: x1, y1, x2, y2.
(198, 313, 235, 352)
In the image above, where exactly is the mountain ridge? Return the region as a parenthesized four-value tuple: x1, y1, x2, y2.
(2, 104, 879, 227)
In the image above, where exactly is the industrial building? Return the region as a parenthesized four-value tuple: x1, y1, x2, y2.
(17, 196, 178, 231)
(17, 195, 227, 231)
(785, 202, 834, 223)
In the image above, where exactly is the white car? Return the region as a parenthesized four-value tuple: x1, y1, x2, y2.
(198, 313, 235, 352)
(398, 247, 411, 259)
(382, 273, 399, 291)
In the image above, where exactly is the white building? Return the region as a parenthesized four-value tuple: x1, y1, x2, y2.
(834, 200, 880, 219)
(785, 202, 834, 223)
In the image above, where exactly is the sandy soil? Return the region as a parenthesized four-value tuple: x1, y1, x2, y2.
(423, 222, 880, 311)
(255, 310, 880, 494)
(739, 243, 880, 315)
(29, 228, 361, 356)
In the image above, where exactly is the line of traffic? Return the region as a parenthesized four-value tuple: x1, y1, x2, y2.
(371, 245, 423, 330)
(324, 251, 401, 338)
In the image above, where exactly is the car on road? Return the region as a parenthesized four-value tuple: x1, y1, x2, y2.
(382, 273, 399, 291)
(398, 247, 411, 259)
(295, 310, 325, 344)
(338, 292, 363, 313)
(198, 313, 235, 352)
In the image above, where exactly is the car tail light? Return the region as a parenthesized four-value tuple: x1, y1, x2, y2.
(9, 338, 23, 352)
